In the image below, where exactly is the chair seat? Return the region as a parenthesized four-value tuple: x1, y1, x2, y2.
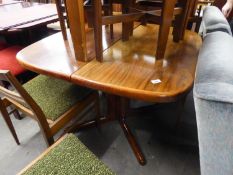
(21, 134, 115, 175)
(23, 75, 92, 121)
(0, 41, 8, 51)
(0, 46, 25, 76)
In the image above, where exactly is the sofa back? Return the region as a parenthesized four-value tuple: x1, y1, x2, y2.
(200, 6, 232, 37)
(194, 6, 233, 175)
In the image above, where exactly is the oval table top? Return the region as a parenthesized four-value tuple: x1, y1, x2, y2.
(17, 24, 202, 103)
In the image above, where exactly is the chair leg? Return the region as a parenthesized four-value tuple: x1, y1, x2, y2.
(0, 100, 20, 145)
(93, 0, 103, 62)
(0, 80, 23, 120)
(12, 110, 23, 120)
(156, 0, 176, 60)
(55, 0, 67, 40)
(108, 0, 114, 39)
(40, 129, 54, 147)
(122, 0, 134, 41)
(173, 0, 193, 42)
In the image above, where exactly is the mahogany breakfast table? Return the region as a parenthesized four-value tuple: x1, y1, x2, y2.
(17, 24, 201, 165)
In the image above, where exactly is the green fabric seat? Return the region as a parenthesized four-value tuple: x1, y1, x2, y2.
(22, 134, 115, 175)
(23, 75, 92, 121)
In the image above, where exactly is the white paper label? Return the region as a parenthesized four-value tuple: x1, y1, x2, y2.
(151, 79, 161, 84)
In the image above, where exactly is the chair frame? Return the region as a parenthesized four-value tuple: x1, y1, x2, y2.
(62, 0, 195, 62)
(0, 70, 100, 146)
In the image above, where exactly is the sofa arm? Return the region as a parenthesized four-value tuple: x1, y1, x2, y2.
(201, 6, 232, 37)
(194, 6, 233, 175)
(194, 31, 233, 103)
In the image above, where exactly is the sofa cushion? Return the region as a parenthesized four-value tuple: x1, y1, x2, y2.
(201, 6, 232, 37)
(23, 75, 92, 121)
(194, 31, 233, 103)
(0, 46, 25, 76)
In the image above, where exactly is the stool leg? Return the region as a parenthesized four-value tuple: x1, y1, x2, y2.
(0, 100, 20, 145)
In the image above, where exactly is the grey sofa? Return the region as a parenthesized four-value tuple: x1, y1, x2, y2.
(194, 6, 233, 175)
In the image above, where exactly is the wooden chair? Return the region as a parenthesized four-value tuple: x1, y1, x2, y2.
(18, 134, 115, 175)
(63, 0, 195, 62)
(0, 70, 100, 146)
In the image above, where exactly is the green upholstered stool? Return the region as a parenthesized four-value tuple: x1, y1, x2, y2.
(23, 75, 92, 121)
(19, 134, 115, 175)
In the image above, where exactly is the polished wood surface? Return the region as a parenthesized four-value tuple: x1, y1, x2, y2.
(71, 24, 201, 102)
(17, 24, 123, 80)
(18, 24, 201, 102)
(0, 3, 58, 31)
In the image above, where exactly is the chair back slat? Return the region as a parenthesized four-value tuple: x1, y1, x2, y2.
(0, 86, 26, 105)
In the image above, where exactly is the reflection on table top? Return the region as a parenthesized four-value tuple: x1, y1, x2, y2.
(0, 3, 58, 31)
(17, 24, 202, 102)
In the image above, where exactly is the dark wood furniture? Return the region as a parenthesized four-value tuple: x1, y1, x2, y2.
(64, 0, 196, 61)
(0, 0, 22, 6)
(0, 70, 100, 146)
(17, 24, 201, 164)
(0, 2, 59, 32)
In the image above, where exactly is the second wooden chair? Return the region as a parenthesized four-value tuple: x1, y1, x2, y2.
(0, 70, 100, 146)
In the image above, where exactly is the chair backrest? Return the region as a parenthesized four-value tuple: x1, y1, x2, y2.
(0, 70, 51, 141)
